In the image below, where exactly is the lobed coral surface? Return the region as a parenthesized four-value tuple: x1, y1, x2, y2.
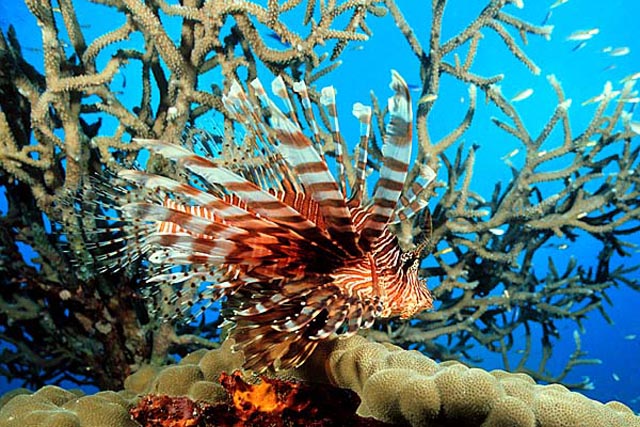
(300, 336, 640, 427)
(1, 336, 639, 427)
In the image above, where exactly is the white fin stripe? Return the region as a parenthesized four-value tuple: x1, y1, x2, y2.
(361, 70, 413, 248)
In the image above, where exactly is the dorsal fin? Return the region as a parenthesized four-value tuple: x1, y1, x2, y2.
(349, 102, 372, 206)
(320, 85, 348, 197)
(391, 163, 436, 223)
(292, 80, 323, 154)
(133, 139, 349, 257)
(360, 70, 413, 250)
(249, 77, 362, 257)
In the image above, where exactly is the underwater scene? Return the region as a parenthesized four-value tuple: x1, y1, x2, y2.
(0, 0, 639, 426)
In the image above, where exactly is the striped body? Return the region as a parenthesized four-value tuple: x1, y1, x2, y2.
(97, 71, 435, 371)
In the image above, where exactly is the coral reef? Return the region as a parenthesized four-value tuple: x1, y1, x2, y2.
(0, 0, 638, 404)
(1, 336, 638, 426)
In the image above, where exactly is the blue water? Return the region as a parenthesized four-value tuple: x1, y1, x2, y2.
(1, 0, 639, 412)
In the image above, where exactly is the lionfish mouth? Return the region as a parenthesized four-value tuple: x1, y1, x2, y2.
(84, 71, 436, 372)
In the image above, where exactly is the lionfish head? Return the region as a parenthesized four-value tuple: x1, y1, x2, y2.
(367, 223, 434, 320)
(86, 70, 437, 372)
(396, 249, 433, 319)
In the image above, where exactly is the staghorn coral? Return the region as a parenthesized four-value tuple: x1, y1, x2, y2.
(0, 0, 638, 407)
(358, 1, 640, 390)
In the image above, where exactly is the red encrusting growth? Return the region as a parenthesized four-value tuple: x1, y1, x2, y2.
(129, 371, 394, 427)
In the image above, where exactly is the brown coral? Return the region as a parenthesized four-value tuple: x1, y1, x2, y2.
(297, 335, 640, 427)
(2, 336, 640, 427)
(0, 385, 137, 427)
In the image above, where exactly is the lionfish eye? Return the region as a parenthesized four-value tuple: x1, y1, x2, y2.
(401, 251, 419, 272)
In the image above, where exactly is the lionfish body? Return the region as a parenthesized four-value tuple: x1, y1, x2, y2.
(97, 71, 435, 371)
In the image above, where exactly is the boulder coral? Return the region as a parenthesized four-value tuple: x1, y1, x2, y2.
(1, 336, 638, 427)
(298, 335, 640, 427)
(0, 340, 243, 427)
(0, 386, 138, 427)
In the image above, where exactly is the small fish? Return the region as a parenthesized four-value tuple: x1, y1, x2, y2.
(544, 242, 569, 249)
(541, 10, 553, 25)
(542, 243, 567, 250)
(349, 45, 365, 51)
(433, 247, 453, 256)
(566, 28, 599, 41)
(418, 94, 438, 105)
(407, 83, 422, 92)
(602, 64, 617, 72)
(511, 88, 533, 102)
(624, 334, 637, 340)
(550, 0, 569, 8)
(266, 31, 291, 48)
(572, 41, 588, 52)
(609, 47, 630, 57)
(489, 228, 505, 236)
(612, 373, 620, 382)
(501, 148, 519, 160)
(576, 140, 598, 148)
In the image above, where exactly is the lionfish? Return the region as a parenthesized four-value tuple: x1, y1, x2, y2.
(89, 70, 435, 371)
